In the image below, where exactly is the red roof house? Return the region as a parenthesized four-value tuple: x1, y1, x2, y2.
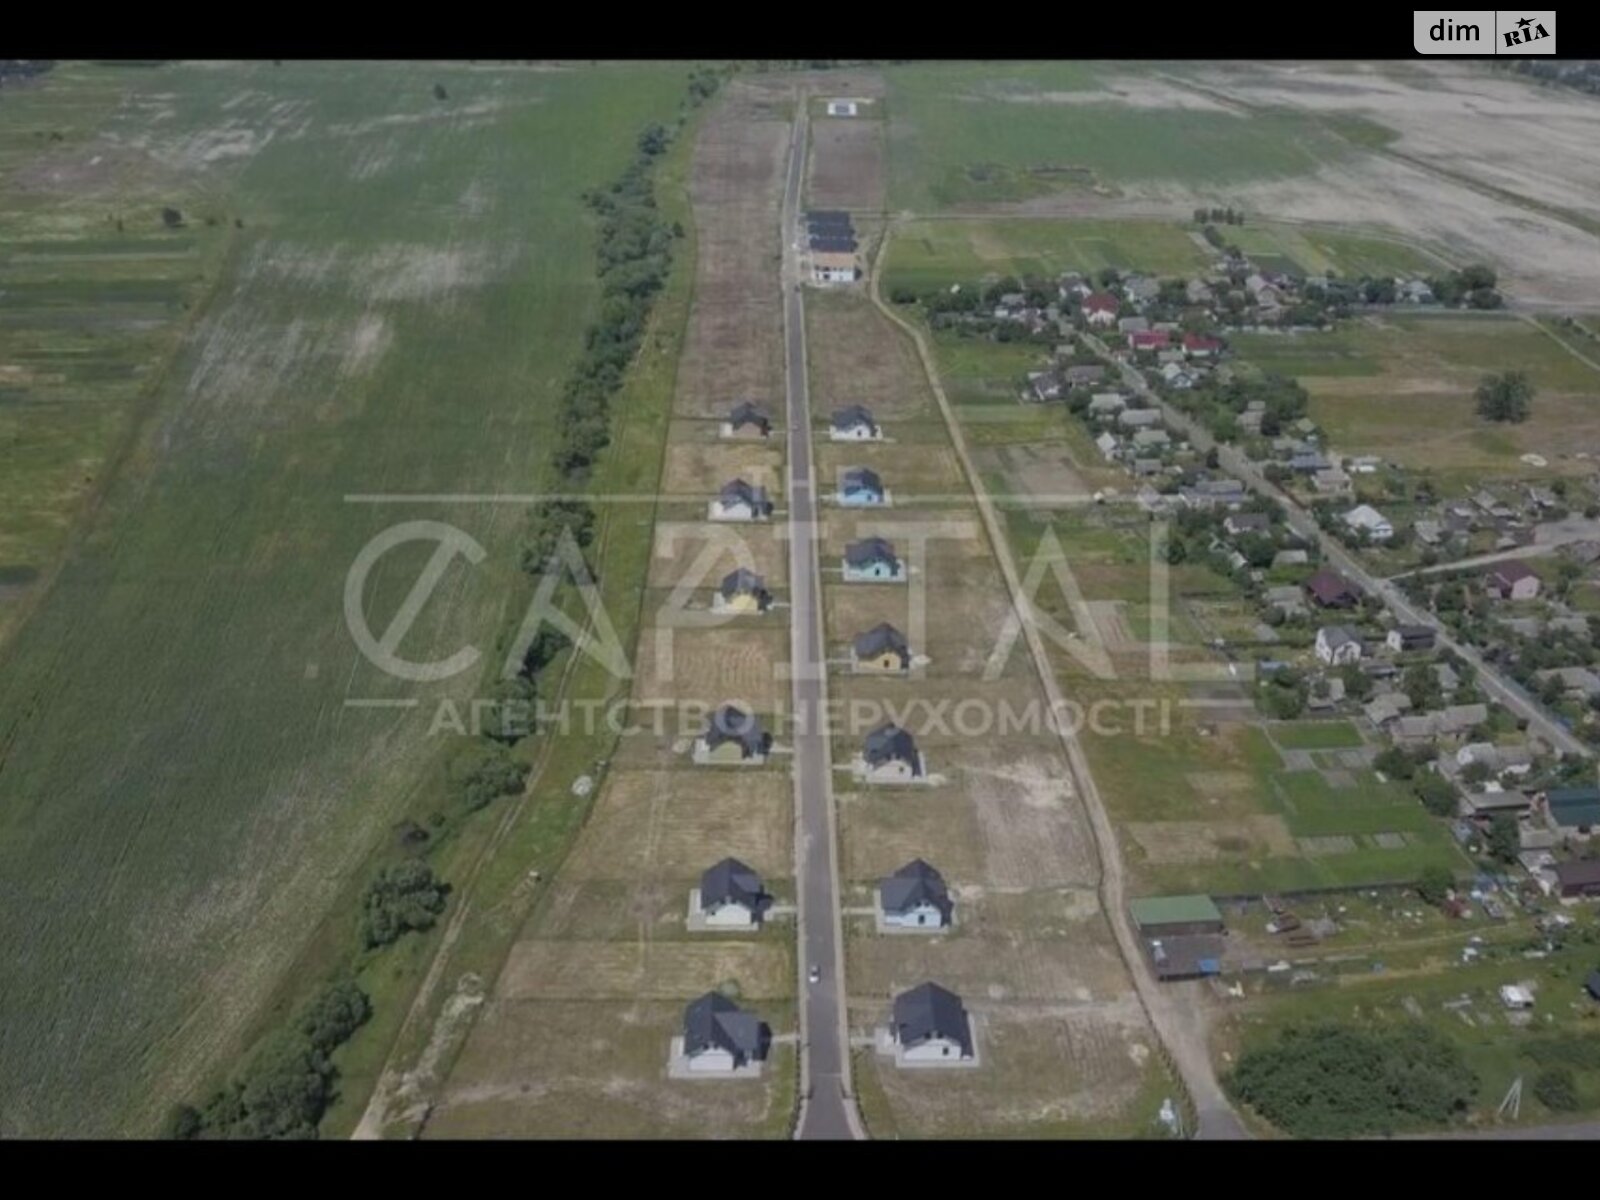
(1182, 332, 1223, 357)
(1129, 330, 1171, 353)
(1082, 291, 1120, 325)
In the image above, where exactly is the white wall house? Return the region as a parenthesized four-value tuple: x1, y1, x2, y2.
(1315, 625, 1362, 666)
(1342, 504, 1393, 542)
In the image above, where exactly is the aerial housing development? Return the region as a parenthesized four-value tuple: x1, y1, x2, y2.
(4, 52, 1600, 1148)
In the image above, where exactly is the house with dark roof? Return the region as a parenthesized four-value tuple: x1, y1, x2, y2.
(721, 401, 771, 440)
(1223, 511, 1269, 537)
(715, 567, 771, 615)
(838, 466, 887, 507)
(1553, 859, 1600, 899)
(694, 705, 772, 765)
(1303, 568, 1361, 609)
(1588, 970, 1600, 1001)
(697, 857, 767, 928)
(1547, 786, 1600, 836)
(890, 982, 974, 1064)
(842, 536, 904, 582)
(879, 859, 953, 930)
(1485, 559, 1541, 601)
(681, 992, 770, 1073)
(1386, 625, 1435, 653)
(861, 722, 923, 783)
(709, 478, 773, 522)
(852, 622, 911, 672)
(830, 404, 880, 441)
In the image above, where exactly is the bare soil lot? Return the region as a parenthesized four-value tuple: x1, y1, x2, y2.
(561, 769, 793, 883)
(498, 940, 791, 1001)
(806, 291, 939, 420)
(632, 625, 789, 711)
(674, 83, 788, 414)
(815, 441, 966, 498)
(662, 442, 785, 498)
(808, 118, 885, 212)
(648, 521, 790, 590)
(427, 999, 795, 1139)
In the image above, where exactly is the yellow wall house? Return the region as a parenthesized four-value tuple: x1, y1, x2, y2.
(852, 622, 910, 672)
(716, 568, 771, 614)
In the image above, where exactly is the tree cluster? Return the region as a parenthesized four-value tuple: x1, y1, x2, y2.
(360, 861, 450, 949)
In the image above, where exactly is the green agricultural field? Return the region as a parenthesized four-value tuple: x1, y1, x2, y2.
(1223, 224, 1445, 280)
(884, 62, 1362, 211)
(1236, 314, 1600, 479)
(885, 218, 1211, 293)
(0, 60, 687, 1136)
(1267, 720, 1365, 750)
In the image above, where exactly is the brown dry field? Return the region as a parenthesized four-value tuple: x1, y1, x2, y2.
(807, 117, 885, 212)
(561, 768, 793, 882)
(673, 82, 788, 416)
(632, 624, 789, 711)
(661, 441, 786, 498)
(1125, 815, 1297, 865)
(851, 999, 1155, 1137)
(648, 520, 790, 589)
(806, 290, 939, 419)
(498, 939, 791, 1002)
(815, 440, 966, 498)
(425, 1000, 795, 1139)
(825, 577, 1028, 679)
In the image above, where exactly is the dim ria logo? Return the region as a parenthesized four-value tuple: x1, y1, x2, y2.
(1415, 11, 1555, 54)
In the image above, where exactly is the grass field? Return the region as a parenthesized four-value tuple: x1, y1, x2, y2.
(1234, 313, 1600, 478)
(1223, 223, 1445, 280)
(884, 62, 1362, 211)
(884, 218, 1210, 292)
(0, 60, 688, 1136)
(1267, 720, 1365, 750)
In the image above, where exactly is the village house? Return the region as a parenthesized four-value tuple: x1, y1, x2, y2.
(1087, 393, 1126, 419)
(1272, 548, 1309, 569)
(1159, 361, 1195, 389)
(1313, 467, 1353, 496)
(1117, 407, 1162, 430)
(1459, 787, 1532, 822)
(1545, 786, 1600, 837)
(696, 857, 767, 928)
(1386, 624, 1436, 653)
(1130, 895, 1227, 981)
(714, 568, 771, 615)
(1081, 291, 1119, 327)
(1303, 568, 1361, 609)
(1485, 560, 1541, 601)
(853, 622, 911, 672)
(878, 859, 954, 930)
(1182, 332, 1222, 358)
(1118, 315, 1149, 335)
(1315, 625, 1363, 666)
(1534, 666, 1600, 701)
(1553, 859, 1600, 900)
(1266, 584, 1307, 616)
(830, 404, 881, 441)
(1343, 504, 1394, 542)
(838, 466, 887, 507)
(890, 982, 974, 1064)
(842, 536, 904, 582)
(693, 705, 772, 765)
(709, 478, 773, 523)
(680, 992, 770, 1073)
(1124, 275, 1161, 305)
(1133, 428, 1170, 452)
(1128, 329, 1171, 354)
(861, 722, 924, 783)
(1413, 519, 1444, 547)
(1390, 702, 1490, 745)
(1026, 370, 1062, 403)
(1095, 431, 1120, 460)
(1062, 363, 1106, 388)
(1224, 511, 1270, 537)
(721, 400, 771, 440)
(811, 250, 859, 284)
(1185, 278, 1214, 304)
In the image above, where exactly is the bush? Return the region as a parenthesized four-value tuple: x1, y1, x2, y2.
(1533, 1067, 1580, 1112)
(1227, 1023, 1477, 1137)
(360, 861, 449, 949)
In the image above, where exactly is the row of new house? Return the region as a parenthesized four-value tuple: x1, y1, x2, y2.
(692, 704, 927, 781)
(708, 466, 892, 521)
(694, 855, 954, 931)
(721, 401, 883, 441)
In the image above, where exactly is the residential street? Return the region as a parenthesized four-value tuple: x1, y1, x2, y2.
(784, 99, 864, 1142)
(1080, 330, 1594, 761)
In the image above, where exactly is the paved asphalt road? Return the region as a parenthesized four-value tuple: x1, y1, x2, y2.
(782, 101, 863, 1142)
(1083, 330, 1593, 761)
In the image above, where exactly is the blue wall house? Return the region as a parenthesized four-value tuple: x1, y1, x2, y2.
(838, 466, 887, 507)
(842, 536, 904, 582)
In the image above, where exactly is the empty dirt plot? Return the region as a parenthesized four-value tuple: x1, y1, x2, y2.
(425, 999, 796, 1139)
(1125, 815, 1298, 865)
(499, 940, 791, 1002)
(853, 999, 1161, 1138)
(632, 625, 789, 711)
(662, 442, 786, 497)
(648, 521, 789, 590)
(562, 769, 793, 885)
(815, 440, 966, 499)
(673, 83, 788, 415)
(806, 290, 939, 421)
(807, 116, 885, 211)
